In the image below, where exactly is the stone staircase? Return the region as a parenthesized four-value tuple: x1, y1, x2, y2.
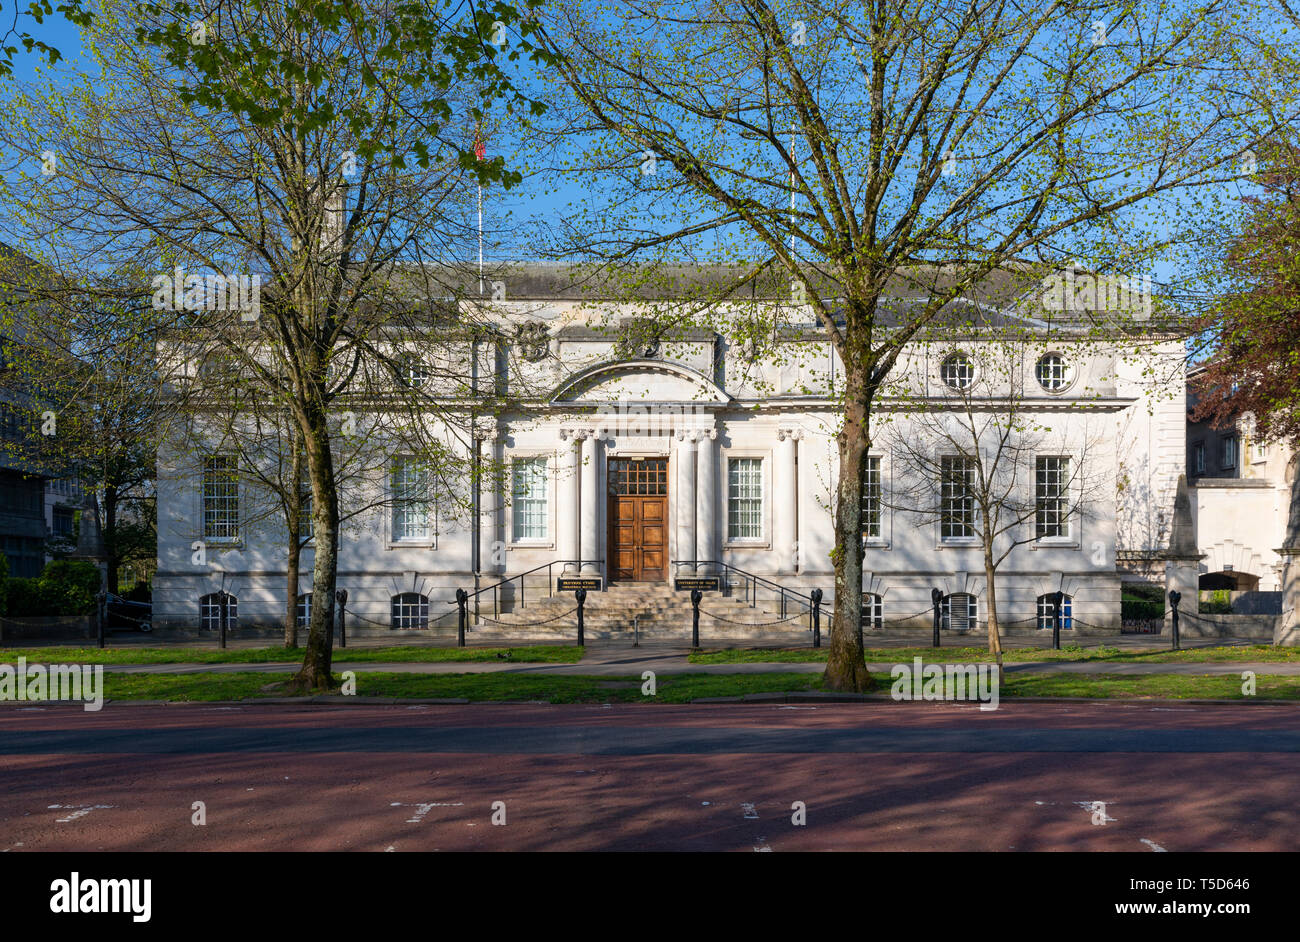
(464, 581, 816, 643)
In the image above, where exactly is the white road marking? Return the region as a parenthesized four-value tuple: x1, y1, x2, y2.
(741, 802, 758, 820)
(1140, 838, 1167, 852)
(390, 801, 464, 824)
(753, 835, 772, 852)
(50, 804, 115, 823)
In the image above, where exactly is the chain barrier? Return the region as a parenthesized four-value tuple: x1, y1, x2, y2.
(698, 608, 810, 628)
(469, 607, 579, 628)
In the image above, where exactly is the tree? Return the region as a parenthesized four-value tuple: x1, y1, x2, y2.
(525, 0, 1287, 689)
(879, 336, 1107, 669)
(0, 260, 160, 594)
(0, 0, 551, 688)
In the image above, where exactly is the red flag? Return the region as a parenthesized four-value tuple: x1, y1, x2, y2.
(474, 126, 486, 161)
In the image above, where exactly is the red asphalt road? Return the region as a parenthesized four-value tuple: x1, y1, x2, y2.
(1, 700, 1296, 851)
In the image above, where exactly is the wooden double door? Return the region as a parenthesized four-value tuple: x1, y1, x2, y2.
(608, 457, 668, 582)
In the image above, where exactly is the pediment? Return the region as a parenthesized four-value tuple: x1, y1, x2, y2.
(551, 359, 730, 404)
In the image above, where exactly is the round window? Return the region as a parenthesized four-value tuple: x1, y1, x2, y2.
(1035, 353, 1070, 391)
(941, 352, 975, 389)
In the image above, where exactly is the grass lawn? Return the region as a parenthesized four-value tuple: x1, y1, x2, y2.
(100, 671, 823, 703)
(689, 644, 1300, 665)
(0, 645, 583, 665)
(91, 669, 1300, 703)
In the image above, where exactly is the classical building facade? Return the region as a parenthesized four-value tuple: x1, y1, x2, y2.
(152, 266, 1186, 636)
(1187, 363, 1295, 598)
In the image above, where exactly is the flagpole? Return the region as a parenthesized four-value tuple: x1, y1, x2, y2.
(478, 182, 484, 297)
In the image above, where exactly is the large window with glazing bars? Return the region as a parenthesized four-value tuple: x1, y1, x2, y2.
(727, 457, 763, 540)
(939, 455, 977, 540)
(202, 455, 239, 539)
(1035, 456, 1071, 539)
(298, 472, 313, 541)
(391, 458, 433, 542)
(861, 455, 882, 540)
(511, 457, 549, 541)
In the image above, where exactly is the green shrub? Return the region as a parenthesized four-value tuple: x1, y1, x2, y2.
(1199, 589, 1232, 614)
(4, 559, 102, 617)
(6, 577, 49, 617)
(1121, 595, 1165, 620)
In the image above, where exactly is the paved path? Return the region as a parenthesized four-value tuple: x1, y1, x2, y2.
(0, 701, 1295, 850)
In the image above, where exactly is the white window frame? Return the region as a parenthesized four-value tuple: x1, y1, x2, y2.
(390, 592, 429, 629)
(1034, 352, 1072, 392)
(202, 454, 240, 542)
(296, 592, 312, 629)
(401, 353, 429, 389)
(510, 455, 552, 544)
(389, 457, 436, 546)
(940, 352, 976, 390)
(298, 472, 314, 543)
(1035, 455, 1072, 541)
(939, 455, 979, 543)
(861, 592, 883, 630)
(1036, 593, 1073, 631)
(861, 454, 885, 542)
(725, 454, 767, 544)
(200, 592, 238, 630)
(1192, 441, 1205, 475)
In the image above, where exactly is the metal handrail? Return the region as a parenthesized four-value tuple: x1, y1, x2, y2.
(671, 559, 831, 622)
(457, 559, 605, 620)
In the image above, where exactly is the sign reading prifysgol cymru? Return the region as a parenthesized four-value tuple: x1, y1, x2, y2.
(557, 577, 603, 591)
(674, 577, 721, 592)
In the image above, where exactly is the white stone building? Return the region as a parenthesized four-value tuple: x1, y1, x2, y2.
(152, 266, 1186, 637)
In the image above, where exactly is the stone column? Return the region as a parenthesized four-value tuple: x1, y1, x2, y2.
(1163, 474, 1205, 637)
(580, 430, 600, 576)
(477, 430, 500, 577)
(776, 428, 801, 573)
(557, 431, 579, 574)
(695, 428, 718, 576)
(676, 431, 697, 574)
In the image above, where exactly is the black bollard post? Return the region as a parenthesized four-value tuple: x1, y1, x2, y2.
(576, 588, 587, 647)
(811, 588, 823, 649)
(335, 589, 348, 649)
(1051, 589, 1063, 651)
(691, 589, 702, 648)
(932, 588, 943, 648)
(219, 592, 228, 649)
(1169, 590, 1181, 651)
(96, 592, 107, 649)
(456, 588, 468, 647)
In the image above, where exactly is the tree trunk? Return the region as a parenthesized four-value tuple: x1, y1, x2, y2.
(284, 442, 303, 649)
(983, 549, 1004, 675)
(285, 528, 301, 649)
(291, 397, 339, 691)
(823, 361, 873, 692)
(103, 484, 119, 594)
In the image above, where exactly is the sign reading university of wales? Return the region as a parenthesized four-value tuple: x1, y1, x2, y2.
(557, 576, 603, 592)
(674, 576, 721, 592)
